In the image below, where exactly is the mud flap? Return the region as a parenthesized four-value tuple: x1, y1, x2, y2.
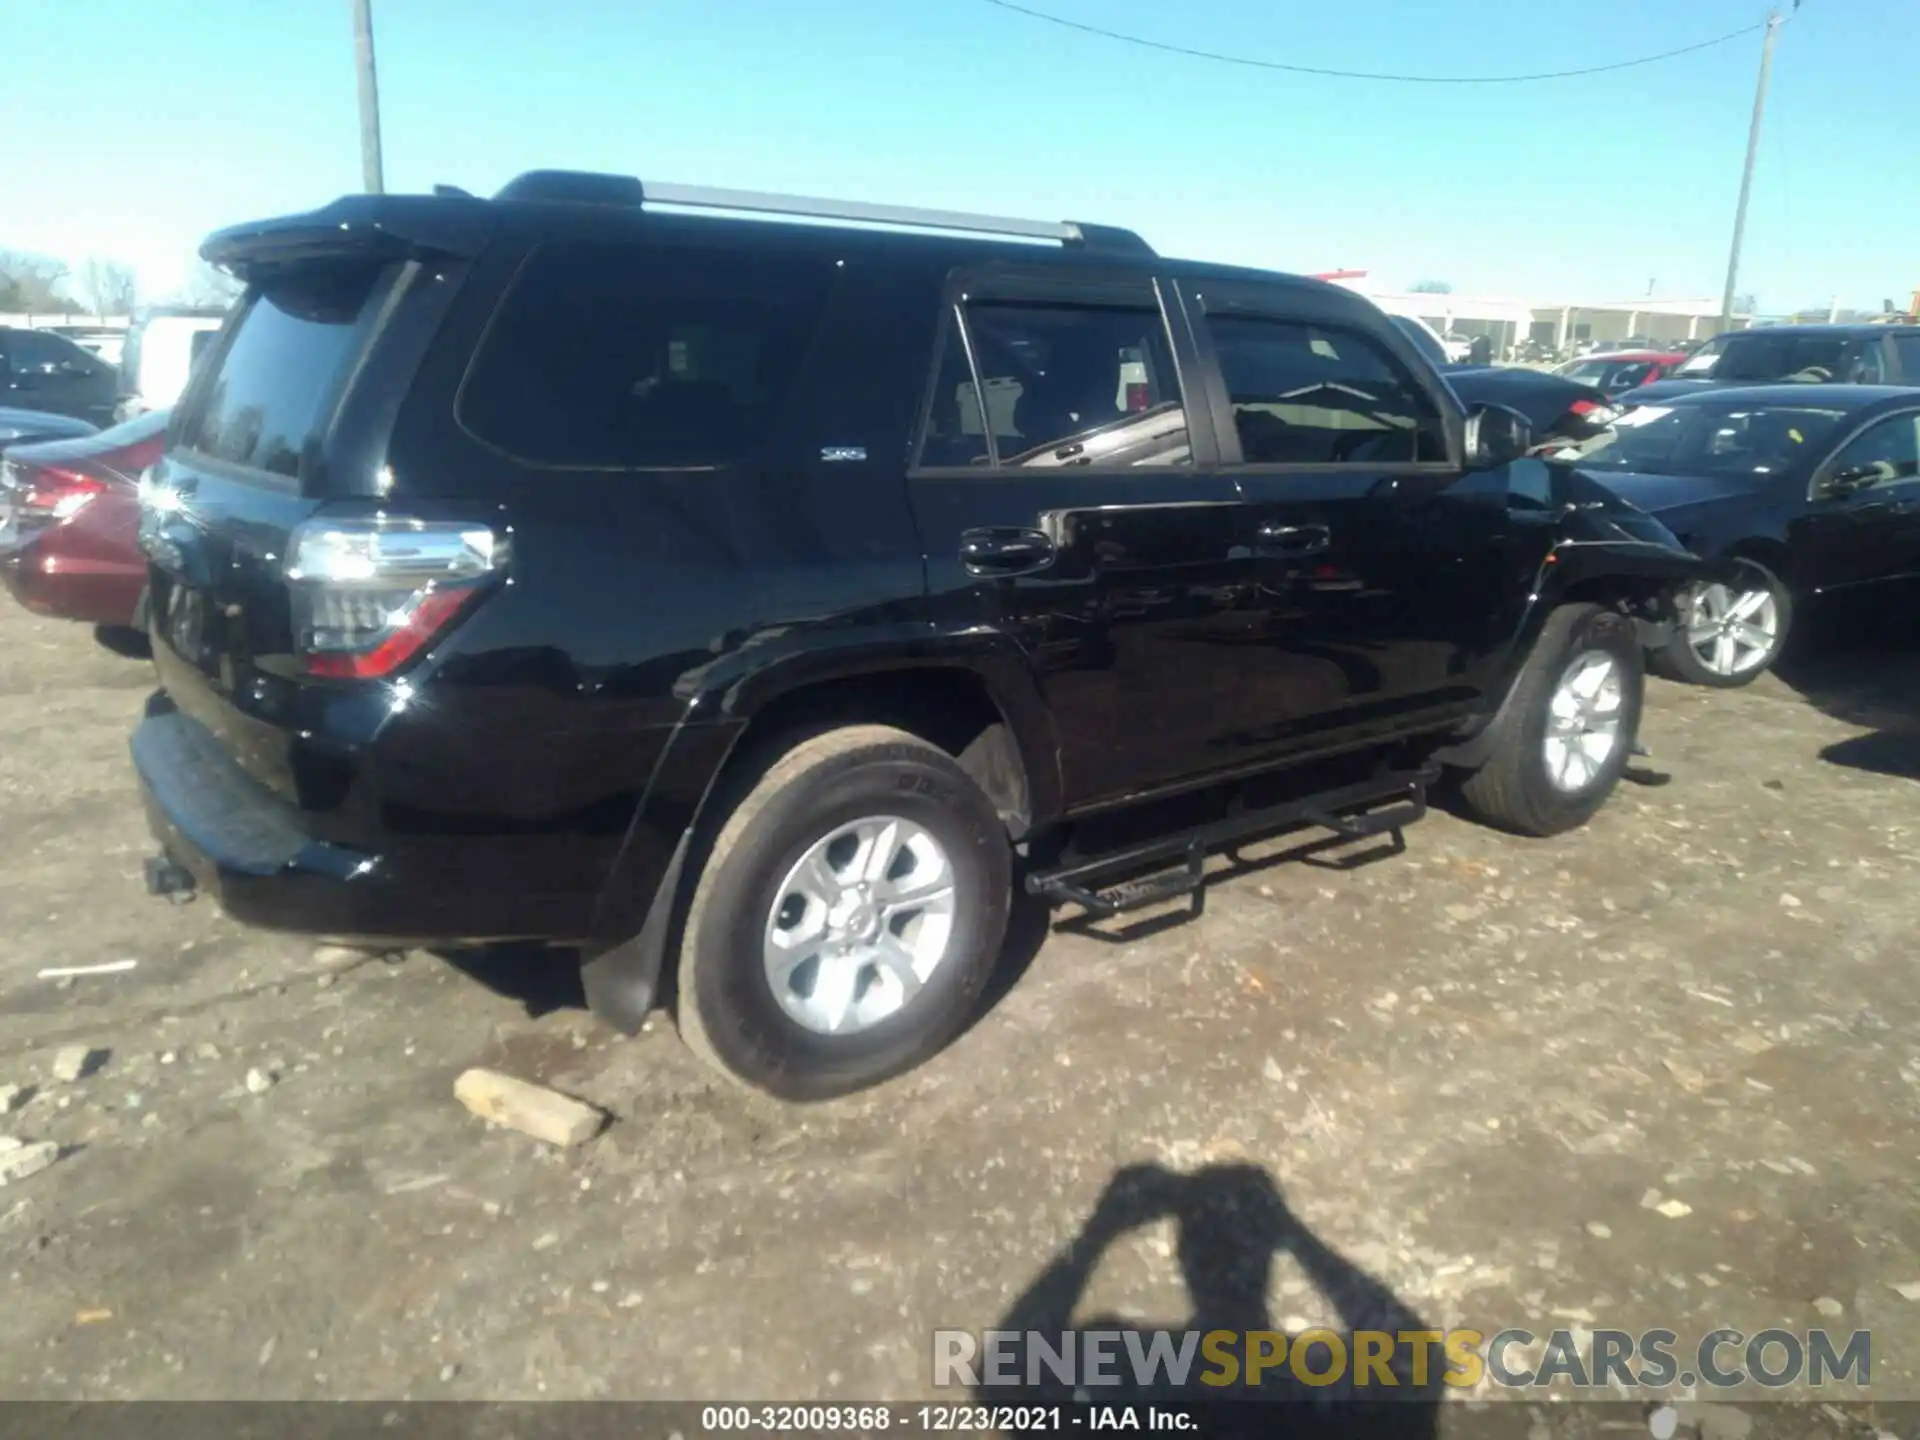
(579, 830, 691, 1035)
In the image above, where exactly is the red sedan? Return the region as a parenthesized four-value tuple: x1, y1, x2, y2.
(0, 409, 166, 632)
(1554, 349, 1690, 396)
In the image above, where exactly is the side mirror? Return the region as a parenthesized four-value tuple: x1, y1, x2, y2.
(1464, 403, 1533, 468)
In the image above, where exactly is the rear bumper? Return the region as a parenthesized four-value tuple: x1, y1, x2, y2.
(131, 706, 599, 945)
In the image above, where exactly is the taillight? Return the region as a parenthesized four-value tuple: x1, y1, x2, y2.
(284, 517, 508, 680)
(1124, 382, 1151, 413)
(11, 463, 107, 520)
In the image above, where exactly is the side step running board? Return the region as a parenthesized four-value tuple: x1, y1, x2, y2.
(1027, 767, 1435, 920)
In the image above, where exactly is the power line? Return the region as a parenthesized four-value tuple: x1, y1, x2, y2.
(977, 0, 1769, 84)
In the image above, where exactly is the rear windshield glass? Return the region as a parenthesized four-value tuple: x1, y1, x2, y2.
(177, 265, 386, 479)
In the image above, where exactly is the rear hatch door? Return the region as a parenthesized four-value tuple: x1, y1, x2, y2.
(143, 203, 486, 801)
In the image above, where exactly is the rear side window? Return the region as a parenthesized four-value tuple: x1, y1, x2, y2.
(458, 240, 838, 469)
(178, 264, 387, 479)
(1205, 315, 1447, 465)
(1897, 336, 1920, 380)
(919, 300, 1189, 469)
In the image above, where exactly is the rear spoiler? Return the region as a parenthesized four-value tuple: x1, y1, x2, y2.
(200, 194, 494, 281)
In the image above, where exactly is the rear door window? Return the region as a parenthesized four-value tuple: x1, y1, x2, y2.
(920, 300, 1189, 469)
(457, 239, 839, 470)
(1896, 335, 1920, 381)
(177, 264, 389, 479)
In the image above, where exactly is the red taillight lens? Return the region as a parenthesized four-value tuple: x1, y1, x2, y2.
(285, 517, 508, 680)
(1124, 382, 1151, 413)
(11, 463, 108, 520)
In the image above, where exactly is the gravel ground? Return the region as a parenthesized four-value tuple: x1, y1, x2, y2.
(1, 600, 1917, 1429)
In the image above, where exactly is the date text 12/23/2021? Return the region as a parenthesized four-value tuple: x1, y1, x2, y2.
(698, 1405, 1194, 1432)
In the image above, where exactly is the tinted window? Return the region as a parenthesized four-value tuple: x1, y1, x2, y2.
(1206, 315, 1447, 464)
(1829, 412, 1920, 486)
(920, 320, 990, 468)
(926, 301, 1189, 469)
(1562, 358, 1656, 390)
(459, 240, 838, 469)
(1896, 336, 1920, 381)
(1710, 332, 1869, 383)
(178, 263, 386, 479)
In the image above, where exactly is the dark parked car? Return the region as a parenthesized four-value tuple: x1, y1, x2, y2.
(1385, 316, 1618, 449)
(1554, 350, 1689, 396)
(131, 171, 1716, 1098)
(1, 408, 168, 631)
(0, 406, 97, 450)
(0, 326, 120, 424)
(1633, 323, 1920, 404)
(1553, 384, 1920, 686)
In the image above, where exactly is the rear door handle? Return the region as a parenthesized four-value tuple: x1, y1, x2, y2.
(960, 527, 1056, 577)
(1255, 522, 1331, 556)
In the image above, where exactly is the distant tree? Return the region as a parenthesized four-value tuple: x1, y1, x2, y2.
(79, 258, 140, 317)
(171, 260, 244, 310)
(1409, 279, 1454, 294)
(0, 250, 72, 312)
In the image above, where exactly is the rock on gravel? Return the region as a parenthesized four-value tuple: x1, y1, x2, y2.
(245, 1068, 276, 1096)
(50, 1046, 105, 1084)
(0, 1137, 61, 1186)
(455, 1068, 606, 1148)
(0, 1084, 27, 1116)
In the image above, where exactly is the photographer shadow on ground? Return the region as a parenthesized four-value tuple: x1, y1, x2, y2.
(979, 1162, 1440, 1439)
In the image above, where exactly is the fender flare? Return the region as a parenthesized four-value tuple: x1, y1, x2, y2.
(1432, 539, 1720, 771)
(579, 624, 1058, 1033)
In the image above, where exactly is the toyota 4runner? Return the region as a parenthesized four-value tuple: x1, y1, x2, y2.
(131, 171, 1718, 1099)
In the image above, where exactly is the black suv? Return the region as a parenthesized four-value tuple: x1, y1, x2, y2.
(130, 171, 1716, 1099)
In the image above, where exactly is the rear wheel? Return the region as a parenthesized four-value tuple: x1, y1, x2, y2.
(1651, 559, 1791, 688)
(1457, 603, 1644, 837)
(675, 724, 1011, 1101)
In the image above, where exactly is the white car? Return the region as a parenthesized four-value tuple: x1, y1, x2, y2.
(115, 311, 226, 422)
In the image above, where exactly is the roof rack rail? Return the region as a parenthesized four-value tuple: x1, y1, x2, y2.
(490, 170, 1154, 257)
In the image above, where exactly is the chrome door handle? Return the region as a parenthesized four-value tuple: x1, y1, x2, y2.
(960, 527, 1056, 577)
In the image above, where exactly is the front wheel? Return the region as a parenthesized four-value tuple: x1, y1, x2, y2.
(1651, 560, 1791, 688)
(1456, 603, 1645, 837)
(675, 724, 1012, 1101)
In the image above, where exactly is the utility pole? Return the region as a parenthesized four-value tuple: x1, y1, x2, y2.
(351, 0, 385, 194)
(1717, 8, 1782, 330)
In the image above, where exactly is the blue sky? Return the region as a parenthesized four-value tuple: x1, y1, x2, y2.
(1, 0, 1910, 311)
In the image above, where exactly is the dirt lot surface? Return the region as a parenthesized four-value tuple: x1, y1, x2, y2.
(2, 602, 1917, 1425)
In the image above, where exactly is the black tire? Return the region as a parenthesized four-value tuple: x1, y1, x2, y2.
(675, 724, 1012, 1101)
(1649, 558, 1792, 689)
(1457, 603, 1644, 838)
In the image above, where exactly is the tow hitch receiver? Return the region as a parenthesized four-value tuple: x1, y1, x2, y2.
(143, 854, 197, 903)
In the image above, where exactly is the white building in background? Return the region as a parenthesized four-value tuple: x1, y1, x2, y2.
(1321, 274, 1754, 354)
